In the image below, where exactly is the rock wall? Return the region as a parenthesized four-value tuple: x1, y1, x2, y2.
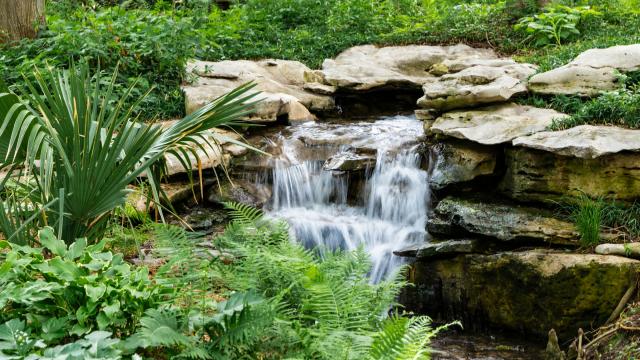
(176, 43, 640, 343)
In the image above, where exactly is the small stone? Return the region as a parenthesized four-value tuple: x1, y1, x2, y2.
(429, 63, 449, 76)
(414, 109, 438, 121)
(394, 239, 482, 258)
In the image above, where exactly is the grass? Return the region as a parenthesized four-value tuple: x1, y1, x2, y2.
(562, 194, 640, 247)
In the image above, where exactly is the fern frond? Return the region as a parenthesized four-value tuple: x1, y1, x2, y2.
(223, 201, 263, 225)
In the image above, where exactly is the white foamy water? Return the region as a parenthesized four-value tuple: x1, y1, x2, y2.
(263, 116, 429, 283)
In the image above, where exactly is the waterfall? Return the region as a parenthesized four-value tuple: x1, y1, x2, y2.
(263, 116, 429, 283)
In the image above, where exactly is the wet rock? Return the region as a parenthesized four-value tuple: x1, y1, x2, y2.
(430, 103, 569, 145)
(428, 141, 497, 190)
(404, 250, 640, 340)
(428, 196, 579, 246)
(318, 44, 498, 92)
(500, 147, 640, 203)
(512, 125, 640, 159)
(417, 63, 536, 110)
(183, 59, 334, 123)
(394, 239, 482, 259)
(528, 44, 640, 96)
(207, 180, 271, 208)
(323, 152, 376, 171)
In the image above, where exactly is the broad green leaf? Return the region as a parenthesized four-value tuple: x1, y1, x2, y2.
(38, 227, 67, 257)
(67, 238, 87, 261)
(84, 283, 107, 302)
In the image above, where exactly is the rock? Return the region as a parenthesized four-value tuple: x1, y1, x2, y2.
(414, 109, 438, 121)
(207, 180, 271, 208)
(323, 152, 376, 171)
(595, 243, 640, 259)
(394, 239, 482, 259)
(152, 120, 249, 176)
(183, 59, 334, 123)
(402, 250, 640, 340)
(318, 44, 499, 92)
(428, 141, 497, 190)
(428, 196, 579, 246)
(128, 178, 216, 214)
(528, 44, 640, 96)
(545, 329, 566, 360)
(430, 103, 569, 145)
(417, 63, 536, 110)
(500, 147, 640, 203)
(512, 125, 640, 159)
(303, 82, 337, 95)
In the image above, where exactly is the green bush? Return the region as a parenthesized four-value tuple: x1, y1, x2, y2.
(0, 228, 167, 351)
(514, 5, 601, 46)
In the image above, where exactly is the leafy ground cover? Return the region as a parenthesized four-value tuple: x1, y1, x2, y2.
(1, 0, 639, 121)
(0, 204, 451, 359)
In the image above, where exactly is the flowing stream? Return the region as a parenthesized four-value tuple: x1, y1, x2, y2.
(260, 115, 429, 283)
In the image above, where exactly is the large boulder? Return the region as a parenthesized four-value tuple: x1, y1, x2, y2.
(417, 63, 536, 110)
(512, 125, 640, 159)
(428, 140, 497, 190)
(528, 44, 640, 96)
(183, 59, 334, 123)
(430, 103, 569, 145)
(317, 44, 511, 92)
(500, 147, 640, 203)
(403, 250, 640, 340)
(427, 196, 580, 246)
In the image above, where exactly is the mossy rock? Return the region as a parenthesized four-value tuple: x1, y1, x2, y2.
(402, 250, 640, 342)
(500, 147, 640, 203)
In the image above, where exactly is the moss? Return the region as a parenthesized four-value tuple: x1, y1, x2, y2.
(404, 251, 639, 341)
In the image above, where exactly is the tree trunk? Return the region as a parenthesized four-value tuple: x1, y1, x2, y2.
(0, 0, 46, 44)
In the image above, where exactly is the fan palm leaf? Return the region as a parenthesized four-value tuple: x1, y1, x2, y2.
(0, 62, 259, 243)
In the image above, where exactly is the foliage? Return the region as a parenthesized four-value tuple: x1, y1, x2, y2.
(514, 5, 601, 46)
(549, 86, 640, 130)
(570, 194, 604, 247)
(0, 227, 166, 357)
(0, 63, 256, 244)
(562, 195, 640, 246)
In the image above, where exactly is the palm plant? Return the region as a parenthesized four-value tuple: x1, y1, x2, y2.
(0, 63, 258, 244)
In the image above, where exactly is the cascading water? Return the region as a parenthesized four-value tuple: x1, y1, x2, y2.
(262, 116, 429, 283)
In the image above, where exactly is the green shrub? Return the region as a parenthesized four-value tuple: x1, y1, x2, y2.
(0, 62, 255, 244)
(0, 228, 167, 348)
(514, 5, 601, 46)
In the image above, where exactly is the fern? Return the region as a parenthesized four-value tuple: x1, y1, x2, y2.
(125, 308, 192, 349)
(223, 201, 264, 225)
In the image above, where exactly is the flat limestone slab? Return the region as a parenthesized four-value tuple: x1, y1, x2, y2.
(430, 103, 569, 145)
(318, 44, 498, 91)
(528, 44, 640, 96)
(417, 63, 536, 110)
(183, 59, 334, 123)
(512, 125, 640, 159)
